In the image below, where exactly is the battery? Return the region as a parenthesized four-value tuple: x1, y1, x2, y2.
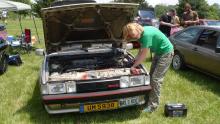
(164, 103, 187, 117)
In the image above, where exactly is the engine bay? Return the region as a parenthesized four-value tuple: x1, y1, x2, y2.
(48, 48, 140, 81)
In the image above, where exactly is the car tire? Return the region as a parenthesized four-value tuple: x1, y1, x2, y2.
(0, 55, 8, 74)
(172, 52, 185, 70)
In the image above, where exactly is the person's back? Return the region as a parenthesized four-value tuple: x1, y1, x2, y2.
(140, 26, 173, 55)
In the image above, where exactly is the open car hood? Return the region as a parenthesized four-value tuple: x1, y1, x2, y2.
(41, 3, 138, 53)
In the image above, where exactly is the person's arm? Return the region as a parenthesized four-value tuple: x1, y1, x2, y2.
(160, 21, 175, 27)
(159, 15, 175, 27)
(131, 48, 148, 74)
(135, 48, 142, 60)
(132, 48, 148, 68)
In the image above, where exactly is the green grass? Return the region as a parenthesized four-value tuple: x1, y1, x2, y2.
(0, 19, 220, 124)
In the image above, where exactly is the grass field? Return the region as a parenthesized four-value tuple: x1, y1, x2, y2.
(0, 19, 220, 124)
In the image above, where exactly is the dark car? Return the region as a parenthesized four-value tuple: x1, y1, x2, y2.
(134, 8, 159, 27)
(170, 26, 220, 78)
(37, 2, 151, 114)
(0, 24, 8, 74)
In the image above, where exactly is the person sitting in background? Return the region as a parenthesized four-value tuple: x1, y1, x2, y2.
(159, 9, 177, 37)
(182, 3, 199, 27)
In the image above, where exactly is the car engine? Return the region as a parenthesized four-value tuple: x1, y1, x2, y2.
(48, 48, 137, 81)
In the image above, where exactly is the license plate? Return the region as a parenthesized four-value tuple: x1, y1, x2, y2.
(80, 101, 118, 113)
(119, 97, 139, 107)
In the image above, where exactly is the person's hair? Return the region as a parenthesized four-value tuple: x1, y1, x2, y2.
(169, 9, 176, 13)
(122, 22, 144, 41)
(185, 3, 191, 9)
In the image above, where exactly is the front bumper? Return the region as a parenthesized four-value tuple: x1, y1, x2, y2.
(42, 85, 151, 114)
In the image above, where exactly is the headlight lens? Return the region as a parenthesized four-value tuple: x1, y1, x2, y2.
(145, 76, 150, 85)
(120, 76, 129, 88)
(41, 84, 48, 95)
(120, 75, 149, 88)
(48, 83, 66, 94)
(130, 75, 145, 87)
(66, 81, 76, 93)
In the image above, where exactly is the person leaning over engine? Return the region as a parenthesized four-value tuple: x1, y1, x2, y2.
(122, 22, 174, 112)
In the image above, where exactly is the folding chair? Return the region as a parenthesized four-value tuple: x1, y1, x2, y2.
(21, 28, 32, 53)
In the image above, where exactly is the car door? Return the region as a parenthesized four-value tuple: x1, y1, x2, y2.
(193, 29, 220, 76)
(173, 27, 202, 65)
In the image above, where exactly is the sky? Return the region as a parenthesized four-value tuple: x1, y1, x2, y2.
(95, 0, 220, 6)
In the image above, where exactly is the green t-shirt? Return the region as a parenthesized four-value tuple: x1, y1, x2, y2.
(139, 26, 173, 55)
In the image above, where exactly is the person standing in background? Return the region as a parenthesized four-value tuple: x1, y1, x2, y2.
(182, 3, 199, 27)
(2, 9, 8, 25)
(170, 9, 181, 35)
(159, 9, 176, 37)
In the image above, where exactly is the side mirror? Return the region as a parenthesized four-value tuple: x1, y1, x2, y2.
(126, 43, 133, 50)
(35, 49, 45, 56)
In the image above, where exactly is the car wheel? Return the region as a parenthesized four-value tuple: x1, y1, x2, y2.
(0, 55, 8, 74)
(172, 52, 184, 70)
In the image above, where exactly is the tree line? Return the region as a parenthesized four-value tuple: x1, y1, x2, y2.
(7, 0, 220, 20)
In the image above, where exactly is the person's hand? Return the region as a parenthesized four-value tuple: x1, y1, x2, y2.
(130, 66, 141, 75)
(171, 25, 177, 28)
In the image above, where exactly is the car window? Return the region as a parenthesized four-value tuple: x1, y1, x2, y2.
(175, 28, 200, 43)
(197, 30, 220, 50)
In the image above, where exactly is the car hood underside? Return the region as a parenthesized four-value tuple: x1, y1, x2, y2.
(41, 3, 138, 53)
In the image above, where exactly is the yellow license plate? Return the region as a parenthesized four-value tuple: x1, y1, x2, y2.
(82, 101, 118, 112)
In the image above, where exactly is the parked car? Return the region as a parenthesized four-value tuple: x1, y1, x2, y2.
(0, 24, 8, 74)
(170, 25, 220, 78)
(134, 8, 159, 28)
(200, 19, 220, 26)
(37, 2, 151, 114)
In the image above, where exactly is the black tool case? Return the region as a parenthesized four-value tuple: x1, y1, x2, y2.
(164, 103, 187, 117)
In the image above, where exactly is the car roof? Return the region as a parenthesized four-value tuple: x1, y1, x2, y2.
(189, 25, 220, 31)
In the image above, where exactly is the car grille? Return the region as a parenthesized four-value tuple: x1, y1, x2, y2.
(76, 79, 120, 93)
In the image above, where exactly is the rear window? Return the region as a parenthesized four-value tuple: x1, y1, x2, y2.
(138, 10, 155, 19)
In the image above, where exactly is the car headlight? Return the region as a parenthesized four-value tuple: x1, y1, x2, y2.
(48, 83, 66, 94)
(130, 75, 145, 87)
(145, 76, 150, 85)
(41, 84, 48, 95)
(120, 76, 129, 88)
(66, 81, 76, 93)
(120, 75, 148, 88)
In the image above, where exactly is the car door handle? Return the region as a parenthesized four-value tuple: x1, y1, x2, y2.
(192, 47, 198, 51)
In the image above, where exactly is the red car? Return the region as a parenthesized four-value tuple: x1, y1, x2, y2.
(36, 1, 151, 114)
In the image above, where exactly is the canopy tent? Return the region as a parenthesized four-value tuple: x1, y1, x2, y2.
(0, 1, 31, 11)
(0, 0, 40, 43)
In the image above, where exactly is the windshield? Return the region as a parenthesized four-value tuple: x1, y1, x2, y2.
(138, 10, 155, 19)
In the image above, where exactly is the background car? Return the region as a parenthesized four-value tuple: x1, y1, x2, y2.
(200, 19, 220, 26)
(37, 1, 151, 114)
(170, 26, 220, 78)
(134, 8, 159, 28)
(0, 24, 8, 74)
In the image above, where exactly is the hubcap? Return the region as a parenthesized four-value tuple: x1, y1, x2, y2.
(172, 54, 181, 70)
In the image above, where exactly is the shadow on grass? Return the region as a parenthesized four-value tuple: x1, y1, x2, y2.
(15, 79, 142, 124)
(172, 67, 220, 96)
